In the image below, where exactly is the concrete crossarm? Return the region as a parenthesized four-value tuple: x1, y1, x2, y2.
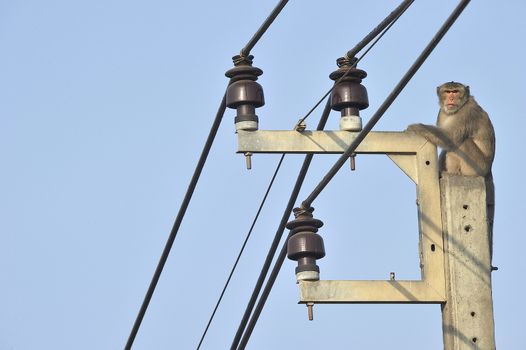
(237, 130, 428, 154)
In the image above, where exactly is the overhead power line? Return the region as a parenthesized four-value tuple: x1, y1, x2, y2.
(301, 0, 471, 209)
(125, 93, 228, 350)
(240, 0, 289, 58)
(124, 0, 290, 348)
(296, 0, 414, 127)
(231, 2, 416, 348)
(195, 155, 286, 350)
(230, 99, 333, 350)
(236, 1, 472, 349)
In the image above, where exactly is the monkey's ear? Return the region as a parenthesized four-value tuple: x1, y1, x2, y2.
(465, 85, 470, 96)
(436, 86, 441, 96)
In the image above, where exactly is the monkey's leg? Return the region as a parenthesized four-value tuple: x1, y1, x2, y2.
(438, 150, 447, 173)
(444, 153, 462, 175)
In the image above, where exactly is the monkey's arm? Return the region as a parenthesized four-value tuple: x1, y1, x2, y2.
(456, 107, 495, 176)
(406, 123, 457, 150)
(454, 139, 492, 176)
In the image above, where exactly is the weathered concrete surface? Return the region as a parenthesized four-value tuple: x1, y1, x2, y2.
(440, 175, 495, 350)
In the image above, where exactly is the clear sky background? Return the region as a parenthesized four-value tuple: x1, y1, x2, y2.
(1, 1, 525, 349)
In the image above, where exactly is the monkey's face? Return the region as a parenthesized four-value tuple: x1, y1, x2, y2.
(440, 89, 468, 115)
(438, 82, 469, 115)
(444, 90, 461, 111)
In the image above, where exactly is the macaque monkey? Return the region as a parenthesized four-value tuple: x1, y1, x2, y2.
(407, 82, 495, 259)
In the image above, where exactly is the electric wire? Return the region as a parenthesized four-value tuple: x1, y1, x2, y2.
(232, 2, 415, 348)
(125, 1, 291, 347)
(345, 0, 414, 60)
(230, 99, 333, 350)
(295, 0, 414, 128)
(236, 222, 291, 350)
(195, 154, 286, 350)
(238, 1, 472, 344)
(301, 0, 471, 209)
(125, 92, 228, 350)
(238, 0, 472, 345)
(241, 0, 289, 58)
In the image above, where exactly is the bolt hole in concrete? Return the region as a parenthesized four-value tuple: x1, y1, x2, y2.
(472, 337, 477, 343)
(464, 225, 472, 233)
(430, 244, 435, 252)
(425, 160, 430, 165)
(463, 204, 469, 210)
(471, 311, 476, 317)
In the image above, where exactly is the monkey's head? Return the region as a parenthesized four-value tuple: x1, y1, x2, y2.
(436, 81, 470, 115)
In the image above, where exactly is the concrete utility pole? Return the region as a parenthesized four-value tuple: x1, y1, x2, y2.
(441, 175, 496, 349)
(236, 129, 496, 349)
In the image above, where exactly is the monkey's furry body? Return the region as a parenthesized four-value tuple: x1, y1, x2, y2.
(407, 82, 495, 259)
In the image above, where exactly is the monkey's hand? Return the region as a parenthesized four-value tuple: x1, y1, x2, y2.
(406, 123, 428, 134)
(406, 123, 456, 150)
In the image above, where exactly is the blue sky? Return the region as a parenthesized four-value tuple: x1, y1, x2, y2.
(1, 1, 525, 349)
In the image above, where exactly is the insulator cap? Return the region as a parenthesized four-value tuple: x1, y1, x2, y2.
(329, 56, 369, 130)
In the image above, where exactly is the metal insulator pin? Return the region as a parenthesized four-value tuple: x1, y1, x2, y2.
(295, 119, 307, 132)
(350, 154, 356, 171)
(307, 302, 314, 321)
(245, 152, 252, 170)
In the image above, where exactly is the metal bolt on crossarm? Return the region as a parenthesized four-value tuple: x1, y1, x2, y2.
(350, 153, 356, 171)
(286, 206, 325, 282)
(307, 302, 314, 321)
(244, 152, 253, 170)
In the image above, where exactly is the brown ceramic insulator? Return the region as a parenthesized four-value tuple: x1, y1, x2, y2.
(329, 57, 369, 116)
(286, 207, 325, 275)
(225, 55, 265, 127)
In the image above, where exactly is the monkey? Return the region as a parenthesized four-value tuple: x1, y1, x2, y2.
(406, 82, 495, 260)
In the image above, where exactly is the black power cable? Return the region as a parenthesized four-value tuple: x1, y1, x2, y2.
(302, 0, 471, 209)
(296, 0, 414, 127)
(237, 1, 472, 348)
(345, 0, 414, 60)
(232, 1, 415, 348)
(125, 93, 228, 350)
(229, 99, 332, 350)
(241, 0, 289, 58)
(125, 0, 290, 348)
(195, 155, 286, 350)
